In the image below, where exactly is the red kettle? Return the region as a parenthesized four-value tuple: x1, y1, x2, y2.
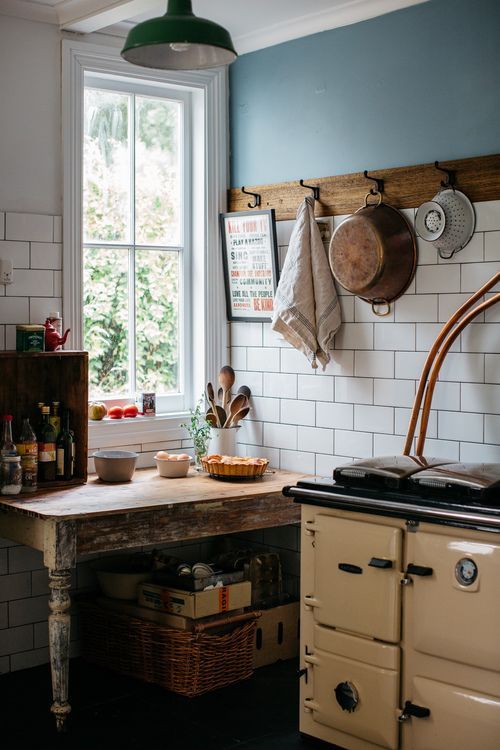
(44, 319, 70, 351)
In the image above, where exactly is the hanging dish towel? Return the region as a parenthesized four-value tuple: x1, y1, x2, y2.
(271, 196, 342, 369)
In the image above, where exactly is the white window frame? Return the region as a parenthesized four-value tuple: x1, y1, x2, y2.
(83, 73, 192, 414)
(62, 39, 228, 445)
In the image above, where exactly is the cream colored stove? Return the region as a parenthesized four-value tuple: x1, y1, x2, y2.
(286, 465, 500, 750)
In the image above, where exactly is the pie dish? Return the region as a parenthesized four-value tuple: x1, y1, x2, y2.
(201, 454, 269, 479)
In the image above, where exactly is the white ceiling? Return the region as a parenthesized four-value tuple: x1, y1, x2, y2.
(0, 0, 429, 54)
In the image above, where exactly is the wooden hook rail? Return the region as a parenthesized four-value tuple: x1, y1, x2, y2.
(227, 153, 500, 221)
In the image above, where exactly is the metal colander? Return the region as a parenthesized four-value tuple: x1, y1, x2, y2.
(415, 188, 475, 259)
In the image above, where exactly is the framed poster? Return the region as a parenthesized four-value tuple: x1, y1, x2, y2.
(220, 209, 280, 321)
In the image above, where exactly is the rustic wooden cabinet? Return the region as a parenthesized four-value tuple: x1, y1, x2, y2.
(0, 350, 88, 488)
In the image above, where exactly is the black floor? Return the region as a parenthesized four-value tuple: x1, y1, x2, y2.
(0, 658, 330, 749)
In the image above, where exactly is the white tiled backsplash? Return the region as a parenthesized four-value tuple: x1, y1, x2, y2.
(0, 211, 62, 347)
(1, 203, 499, 673)
(233, 200, 500, 471)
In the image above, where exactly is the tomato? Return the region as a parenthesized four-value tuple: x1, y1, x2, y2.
(107, 406, 124, 419)
(123, 404, 138, 418)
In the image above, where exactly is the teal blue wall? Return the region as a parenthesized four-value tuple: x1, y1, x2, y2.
(229, 0, 500, 187)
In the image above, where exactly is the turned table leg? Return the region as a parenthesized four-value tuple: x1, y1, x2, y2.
(48, 568, 72, 731)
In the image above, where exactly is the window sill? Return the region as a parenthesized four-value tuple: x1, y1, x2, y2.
(88, 412, 191, 452)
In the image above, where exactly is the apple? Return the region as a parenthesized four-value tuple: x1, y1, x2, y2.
(123, 404, 139, 418)
(88, 402, 107, 420)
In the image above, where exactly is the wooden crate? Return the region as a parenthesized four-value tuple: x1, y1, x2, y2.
(0, 350, 88, 488)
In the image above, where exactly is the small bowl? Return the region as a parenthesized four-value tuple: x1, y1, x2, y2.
(93, 555, 152, 600)
(154, 454, 192, 478)
(93, 450, 138, 482)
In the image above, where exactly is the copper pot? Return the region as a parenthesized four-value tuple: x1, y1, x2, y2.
(329, 193, 417, 316)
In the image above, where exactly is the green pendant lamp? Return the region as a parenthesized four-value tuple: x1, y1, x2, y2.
(121, 0, 237, 70)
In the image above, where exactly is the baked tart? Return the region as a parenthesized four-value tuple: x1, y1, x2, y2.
(201, 454, 269, 478)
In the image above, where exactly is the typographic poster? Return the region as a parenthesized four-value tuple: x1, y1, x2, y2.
(220, 210, 279, 321)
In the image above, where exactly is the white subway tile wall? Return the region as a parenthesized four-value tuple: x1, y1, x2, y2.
(1, 204, 499, 673)
(232, 202, 500, 476)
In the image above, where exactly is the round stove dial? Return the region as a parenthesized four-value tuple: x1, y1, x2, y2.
(455, 557, 478, 586)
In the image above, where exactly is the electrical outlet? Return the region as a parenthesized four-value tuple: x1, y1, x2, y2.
(0, 258, 13, 284)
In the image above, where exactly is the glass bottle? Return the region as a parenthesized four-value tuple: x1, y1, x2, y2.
(37, 406, 57, 482)
(56, 410, 75, 481)
(36, 402, 46, 437)
(1, 415, 18, 457)
(17, 417, 38, 493)
(0, 456, 22, 495)
(50, 401, 61, 438)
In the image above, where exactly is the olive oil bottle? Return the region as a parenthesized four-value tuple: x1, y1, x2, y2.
(56, 410, 75, 480)
(37, 406, 57, 482)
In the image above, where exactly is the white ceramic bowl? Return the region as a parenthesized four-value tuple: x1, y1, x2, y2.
(93, 555, 152, 600)
(93, 450, 138, 482)
(154, 455, 192, 478)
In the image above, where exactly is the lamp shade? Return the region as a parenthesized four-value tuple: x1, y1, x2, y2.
(121, 0, 237, 70)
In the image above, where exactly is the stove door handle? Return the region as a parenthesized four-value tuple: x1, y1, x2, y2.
(338, 563, 363, 575)
(398, 701, 431, 722)
(406, 563, 433, 577)
(368, 557, 393, 569)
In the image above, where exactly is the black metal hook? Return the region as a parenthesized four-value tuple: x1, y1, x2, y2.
(364, 170, 384, 195)
(241, 186, 261, 208)
(434, 161, 456, 188)
(299, 179, 320, 201)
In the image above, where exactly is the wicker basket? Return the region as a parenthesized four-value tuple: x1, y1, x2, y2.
(79, 601, 259, 697)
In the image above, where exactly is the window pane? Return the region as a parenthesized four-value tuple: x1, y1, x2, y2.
(84, 247, 130, 397)
(136, 249, 180, 394)
(83, 88, 130, 243)
(135, 96, 181, 247)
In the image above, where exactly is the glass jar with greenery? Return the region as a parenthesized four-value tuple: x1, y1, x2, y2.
(181, 398, 212, 470)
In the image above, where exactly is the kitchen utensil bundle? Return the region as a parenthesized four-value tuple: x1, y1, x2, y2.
(206, 366, 251, 428)
(415, 162, 476, 259)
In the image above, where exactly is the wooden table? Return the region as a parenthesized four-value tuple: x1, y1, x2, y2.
(0, 468, 304, 731)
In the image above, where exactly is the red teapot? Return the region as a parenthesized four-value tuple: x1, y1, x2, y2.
(44, 319, 71, 351)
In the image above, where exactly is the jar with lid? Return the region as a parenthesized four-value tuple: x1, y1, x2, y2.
(1, 456, 22, 495)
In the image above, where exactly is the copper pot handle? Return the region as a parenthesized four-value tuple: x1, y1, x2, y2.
(371, 299, 391, 317)
(363, 191, 383, 208)
(404, 271, 500, 455)
(416, 290, 500, 455)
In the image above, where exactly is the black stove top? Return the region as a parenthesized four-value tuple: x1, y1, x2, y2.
(284, 456, 500, 533)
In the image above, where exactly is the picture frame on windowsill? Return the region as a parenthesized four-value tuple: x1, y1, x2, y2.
(220, 209, 280, 322)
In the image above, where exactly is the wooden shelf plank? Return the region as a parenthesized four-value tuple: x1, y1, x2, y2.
(228, 153, 500, 221)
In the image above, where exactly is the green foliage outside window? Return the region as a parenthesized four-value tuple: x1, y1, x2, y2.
(83, 87, 182, 400)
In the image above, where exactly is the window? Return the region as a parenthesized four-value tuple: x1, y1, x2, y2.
(62, 41, 228, 430)
(82, 76, 190, 413)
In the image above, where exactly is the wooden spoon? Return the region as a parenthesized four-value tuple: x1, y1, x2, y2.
(224, 393, 248, 427)
(219, 365, 235, 411)
(231, 405, 250, 426)
(205, 410, 218, 427)
(207, 404, 227, 428)
(206, 382, 221, 427)
(237, 385, 251, 399)
(218, 386, 223, 403)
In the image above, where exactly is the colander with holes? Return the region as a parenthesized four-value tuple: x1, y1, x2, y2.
(415, 188, 475, 259)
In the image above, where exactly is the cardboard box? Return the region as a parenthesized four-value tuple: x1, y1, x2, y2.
(253, 601, 300, 668)
(152, 568, 244, 592)
(95, 596, 245, 632)
(138, 580, 251, 619)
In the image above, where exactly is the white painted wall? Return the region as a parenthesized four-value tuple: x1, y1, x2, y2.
(0, 16, 62, 215)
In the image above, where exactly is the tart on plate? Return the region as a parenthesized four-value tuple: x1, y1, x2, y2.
(201, 454, 269, 478)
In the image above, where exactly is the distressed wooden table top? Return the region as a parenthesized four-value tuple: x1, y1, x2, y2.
(0, 468, 306, 521)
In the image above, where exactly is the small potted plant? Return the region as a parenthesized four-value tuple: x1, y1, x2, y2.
(181, 398, 212, 470)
